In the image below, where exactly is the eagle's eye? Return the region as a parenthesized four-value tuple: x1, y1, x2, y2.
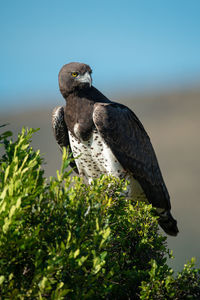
(71, 72, 79, 78)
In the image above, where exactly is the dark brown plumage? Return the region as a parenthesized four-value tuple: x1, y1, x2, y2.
(52, 62, 178, 236)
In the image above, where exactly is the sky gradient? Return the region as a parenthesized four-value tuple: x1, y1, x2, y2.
(1, 0, 200, 110)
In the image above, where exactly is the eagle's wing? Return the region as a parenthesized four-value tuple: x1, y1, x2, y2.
(93, 102, 170, 210)
(52, 106, 78, 173)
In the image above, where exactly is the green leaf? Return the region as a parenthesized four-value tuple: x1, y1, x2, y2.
(0, 276, 5, 285)
(74, 249, 80, 258)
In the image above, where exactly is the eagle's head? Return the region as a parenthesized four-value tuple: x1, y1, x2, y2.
(59, 62, 92, 98)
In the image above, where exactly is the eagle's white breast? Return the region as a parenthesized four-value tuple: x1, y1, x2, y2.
(68, 124, 146, 201)
(69, 128, 124, 180)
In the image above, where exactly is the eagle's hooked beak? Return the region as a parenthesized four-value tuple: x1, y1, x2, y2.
(78, 72, 92, 87)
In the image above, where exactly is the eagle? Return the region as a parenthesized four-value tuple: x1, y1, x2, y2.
(52, 62, 178, 236)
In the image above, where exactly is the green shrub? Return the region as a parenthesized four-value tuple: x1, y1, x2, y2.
(0, 127, 199, 299)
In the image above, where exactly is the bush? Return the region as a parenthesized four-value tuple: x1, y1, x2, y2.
(0, 127, 199, 299)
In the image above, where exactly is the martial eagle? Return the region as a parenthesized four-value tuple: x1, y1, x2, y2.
(52, 62, 178, 236)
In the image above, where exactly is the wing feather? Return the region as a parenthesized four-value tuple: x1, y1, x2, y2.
(93, 102, 170, 210)
(52, 106, 78, 173)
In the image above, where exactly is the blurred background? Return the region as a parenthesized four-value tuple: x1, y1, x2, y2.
(1, 0, 200, 272)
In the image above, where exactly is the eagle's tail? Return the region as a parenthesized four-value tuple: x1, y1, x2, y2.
(158, 210, 179, 236)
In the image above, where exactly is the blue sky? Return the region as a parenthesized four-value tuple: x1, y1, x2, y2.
(1, 0, 200, 110)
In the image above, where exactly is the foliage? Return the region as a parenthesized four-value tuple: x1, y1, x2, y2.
(0, 127, 199, 299)
(140, 258, 200, 300)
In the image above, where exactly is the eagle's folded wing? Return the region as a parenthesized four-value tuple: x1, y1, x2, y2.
(52, 106, 78, 173)
(93, 102, 170, 210)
